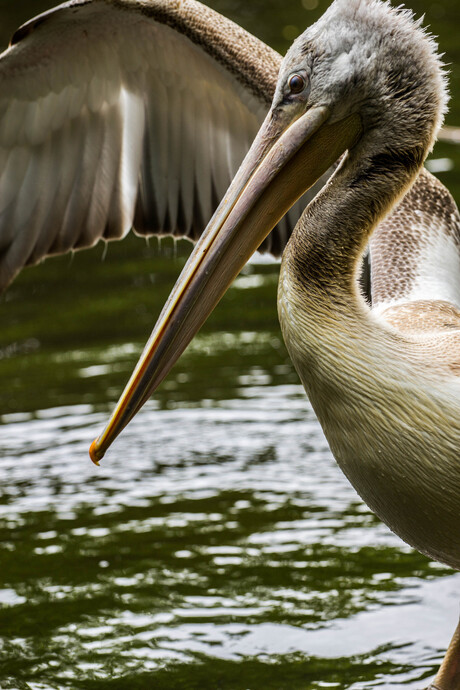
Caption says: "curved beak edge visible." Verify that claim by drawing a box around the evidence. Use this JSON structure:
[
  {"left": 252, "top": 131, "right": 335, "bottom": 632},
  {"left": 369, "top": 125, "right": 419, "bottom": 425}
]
[{"left": 89, "top": 107, "right": 362, "bottom": 464}]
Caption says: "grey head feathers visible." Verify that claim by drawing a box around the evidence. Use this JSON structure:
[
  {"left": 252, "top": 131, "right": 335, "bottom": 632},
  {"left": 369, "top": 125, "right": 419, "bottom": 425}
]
[{"left": 275, "top": 0, "right": 448, "bottom": 161}]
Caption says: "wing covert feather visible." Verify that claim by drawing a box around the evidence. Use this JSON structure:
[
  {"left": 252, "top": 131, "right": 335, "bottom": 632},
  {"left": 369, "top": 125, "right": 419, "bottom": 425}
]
[{"left": 0, "top": 0, "right": 289, "bottom": 292}]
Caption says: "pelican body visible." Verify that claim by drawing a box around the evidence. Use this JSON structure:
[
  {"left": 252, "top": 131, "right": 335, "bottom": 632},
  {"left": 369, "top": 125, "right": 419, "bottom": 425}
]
[{"left": 279, "top": 174, "right": 460, "bottom": 570}]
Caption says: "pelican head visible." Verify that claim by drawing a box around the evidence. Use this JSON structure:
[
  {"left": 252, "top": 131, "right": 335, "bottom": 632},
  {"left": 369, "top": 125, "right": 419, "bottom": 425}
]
[
  {"left": 276, "top": 0, "right": 447, "bottom": 156},
  {"left": 90, "top": 0, "right": 448, "bottom": 462}
]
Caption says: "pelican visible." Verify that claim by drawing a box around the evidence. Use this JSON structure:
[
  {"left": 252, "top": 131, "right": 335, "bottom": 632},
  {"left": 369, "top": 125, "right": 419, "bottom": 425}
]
[
  {"left": 81, "top": 0, "right": 459, "bottom": 687},
  {"left": 1, "top": 0, "right": 460, "bottom": 687}
]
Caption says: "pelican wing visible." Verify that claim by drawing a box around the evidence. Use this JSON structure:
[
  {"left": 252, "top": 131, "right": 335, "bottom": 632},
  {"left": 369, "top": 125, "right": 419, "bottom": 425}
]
[
  {"left": 370, "top": 168, "right": 460, "bottom": 374},
  {"left": 0, "top": 0, "right": 320, "bottom": 292}
]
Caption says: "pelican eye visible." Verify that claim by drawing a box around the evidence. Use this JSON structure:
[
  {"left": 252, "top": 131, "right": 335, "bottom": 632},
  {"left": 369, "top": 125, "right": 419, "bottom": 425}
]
[{"left": 288, "top": 74, "right": 306, "bottom": 94}]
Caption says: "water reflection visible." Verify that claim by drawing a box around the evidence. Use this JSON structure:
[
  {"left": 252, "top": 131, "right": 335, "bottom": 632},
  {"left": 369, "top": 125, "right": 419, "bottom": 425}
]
[{"left": 0, "top": 365, "right": 458, "bottom": 688}]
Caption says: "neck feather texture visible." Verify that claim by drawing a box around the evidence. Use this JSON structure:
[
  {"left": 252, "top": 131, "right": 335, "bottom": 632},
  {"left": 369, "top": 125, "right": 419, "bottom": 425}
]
[{"left": 285, "top": 142, "right": 426, "bottom": 296}]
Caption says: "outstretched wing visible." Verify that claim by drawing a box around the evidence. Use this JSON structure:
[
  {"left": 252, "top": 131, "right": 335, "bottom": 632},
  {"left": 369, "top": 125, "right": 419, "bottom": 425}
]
[{"left": 1, "top": 0, "right": 328, "bottom": 293}]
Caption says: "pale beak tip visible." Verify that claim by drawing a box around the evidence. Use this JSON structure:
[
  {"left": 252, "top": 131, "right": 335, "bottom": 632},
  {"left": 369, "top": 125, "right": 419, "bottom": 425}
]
[{"left": 89, "top": 439, "right": 103, "bottom": 466}]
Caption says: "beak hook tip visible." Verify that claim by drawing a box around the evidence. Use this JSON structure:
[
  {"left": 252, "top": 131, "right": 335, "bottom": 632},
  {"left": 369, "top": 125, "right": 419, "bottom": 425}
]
[{"left": 89, "top": 439, "right": 103, "bottom": 466}]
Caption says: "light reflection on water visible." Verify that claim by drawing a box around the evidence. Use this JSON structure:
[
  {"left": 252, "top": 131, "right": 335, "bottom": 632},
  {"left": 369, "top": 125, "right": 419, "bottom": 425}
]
[{"left": 0, "top": 364, "right": 458, "bottom": 688}]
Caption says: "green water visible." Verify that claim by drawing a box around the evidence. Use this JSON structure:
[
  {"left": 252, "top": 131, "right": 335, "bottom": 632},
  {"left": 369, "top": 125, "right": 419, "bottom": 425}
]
[{"left": 1, "top": 1, "right": 460, "bottom": 688}]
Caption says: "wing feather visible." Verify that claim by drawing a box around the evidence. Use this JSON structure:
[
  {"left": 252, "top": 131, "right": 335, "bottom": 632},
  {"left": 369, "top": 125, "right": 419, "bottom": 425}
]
[
  {"left": 0, "top": 0, "right": 287, "bottom": 292},
  {"left": 2, "top": 0, "right": 444, "bottom": 296}
]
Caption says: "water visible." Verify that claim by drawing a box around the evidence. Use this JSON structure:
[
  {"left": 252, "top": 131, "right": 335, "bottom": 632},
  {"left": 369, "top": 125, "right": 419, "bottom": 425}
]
[{"left": 1, "top": 1, "right": 460, "bottom": 688}]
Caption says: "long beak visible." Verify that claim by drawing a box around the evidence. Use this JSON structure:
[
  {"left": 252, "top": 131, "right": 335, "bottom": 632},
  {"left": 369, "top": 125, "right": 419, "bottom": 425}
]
[{"left": 89, "top": 105, "right": 362, "bottom": 463}]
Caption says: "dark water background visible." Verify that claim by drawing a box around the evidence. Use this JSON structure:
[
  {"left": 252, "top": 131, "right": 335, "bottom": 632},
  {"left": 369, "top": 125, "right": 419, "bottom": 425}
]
[{"left": 1, "top": 1, "right": 460, "bottom": 688}]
